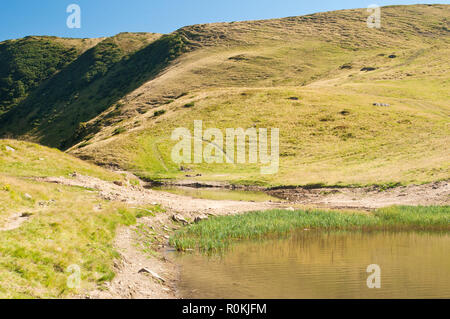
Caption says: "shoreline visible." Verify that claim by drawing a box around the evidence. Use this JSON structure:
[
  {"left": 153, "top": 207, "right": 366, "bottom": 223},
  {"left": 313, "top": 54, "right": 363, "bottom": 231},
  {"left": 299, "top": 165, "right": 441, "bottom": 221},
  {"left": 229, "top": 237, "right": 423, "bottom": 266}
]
[
  {"left": 137, "top": 174, "right": 449, "bottom": 191},
  {"left": 38, "top": 173, "right": 447, "bottom": 299},
  {"left": 170, "top": 206, "right": 450, "bottom": 253},
  {"left": 148, "top": 179, "right": 449, "bottom": 210}
]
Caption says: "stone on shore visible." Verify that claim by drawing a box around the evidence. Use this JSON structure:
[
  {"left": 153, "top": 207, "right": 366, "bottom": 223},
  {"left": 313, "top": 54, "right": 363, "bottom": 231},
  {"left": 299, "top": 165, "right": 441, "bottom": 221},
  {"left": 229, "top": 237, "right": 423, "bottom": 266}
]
[{"left": 172, "top": 214, "right": 189, "bottom": 225}]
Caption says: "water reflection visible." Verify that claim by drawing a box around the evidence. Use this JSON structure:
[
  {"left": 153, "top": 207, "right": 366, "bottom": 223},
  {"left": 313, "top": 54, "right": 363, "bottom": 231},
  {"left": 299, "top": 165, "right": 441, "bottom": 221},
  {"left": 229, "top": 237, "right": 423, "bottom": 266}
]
[
  {"left": 172, "top": 231, "right": 450, "bottom": 298},
  {"left": 152, "top": 186, "right": 283, "bottom": 202}
]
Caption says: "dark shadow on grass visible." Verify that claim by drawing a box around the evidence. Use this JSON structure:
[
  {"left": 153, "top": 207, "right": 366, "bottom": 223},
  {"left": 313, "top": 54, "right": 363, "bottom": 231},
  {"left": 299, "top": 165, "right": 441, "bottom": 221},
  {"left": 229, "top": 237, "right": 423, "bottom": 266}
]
[{"left": 0, "top": 33, "right": 187, "bottom": 149}]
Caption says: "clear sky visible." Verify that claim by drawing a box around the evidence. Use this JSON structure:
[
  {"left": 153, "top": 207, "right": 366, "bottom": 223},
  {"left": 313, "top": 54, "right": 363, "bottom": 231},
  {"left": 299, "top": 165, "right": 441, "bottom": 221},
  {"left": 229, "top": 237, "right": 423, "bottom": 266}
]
[{"left": 0, "top": 1, "right": 448, "bottom": 41}]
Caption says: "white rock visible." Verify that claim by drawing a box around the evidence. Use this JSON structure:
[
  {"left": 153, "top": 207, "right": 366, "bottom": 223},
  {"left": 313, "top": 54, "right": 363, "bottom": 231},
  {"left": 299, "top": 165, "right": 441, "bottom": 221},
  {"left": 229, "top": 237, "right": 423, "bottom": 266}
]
[
  {"left": 5, "top": 146, "right": 15, "bottom": 152},
  {"left": 138, "top": 268, "right": 165, "bottom": 282},
  {"left": 24, "top": 193, "right": 32, "bottom": 200},
  {"left": 172, "top": 214, "right": 189, "bottom": 225},
  {"left": 194, "top": 214, "right": 209, "bottom": 223}
]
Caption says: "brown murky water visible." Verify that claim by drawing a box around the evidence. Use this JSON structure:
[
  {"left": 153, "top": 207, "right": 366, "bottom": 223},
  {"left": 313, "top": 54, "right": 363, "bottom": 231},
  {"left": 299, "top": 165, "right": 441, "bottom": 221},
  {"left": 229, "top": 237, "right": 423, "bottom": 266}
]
[{"left": 172, "top": 231, "right": 450, "bottom": 299}]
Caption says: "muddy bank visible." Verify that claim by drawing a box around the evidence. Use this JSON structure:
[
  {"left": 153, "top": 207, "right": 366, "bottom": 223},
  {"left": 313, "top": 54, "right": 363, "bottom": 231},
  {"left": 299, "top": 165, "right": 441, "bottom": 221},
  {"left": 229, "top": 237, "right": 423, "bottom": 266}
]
[
  {"left": 267, "top": 181, "right": 449, "bottom": 209},
  {"left": 148, "top": 178, "right": 449, "bottom": 210}
]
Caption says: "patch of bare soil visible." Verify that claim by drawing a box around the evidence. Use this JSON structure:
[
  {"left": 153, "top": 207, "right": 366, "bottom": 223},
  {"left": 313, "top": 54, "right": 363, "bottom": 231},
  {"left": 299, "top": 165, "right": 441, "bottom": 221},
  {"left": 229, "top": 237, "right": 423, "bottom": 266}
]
[
  {"left": 268, "top": 181, "right": 449, "bottom": 210},
  {"left": 38, "top": 174, "right": 278, "bottom": 214},
  {"left": 37, "top": 174, "right": 448, "bottom": 299},
  {"left": 0, "top": 212, "right": 33, "bottom": 232}
]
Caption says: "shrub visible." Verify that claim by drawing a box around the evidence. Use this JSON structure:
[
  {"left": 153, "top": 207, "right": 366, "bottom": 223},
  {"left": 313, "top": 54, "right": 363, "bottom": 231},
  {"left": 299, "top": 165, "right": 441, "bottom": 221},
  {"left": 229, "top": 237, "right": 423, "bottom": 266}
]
[
  {"left": 154, "top": 109, "right": 166, "bottom": 117},
  {"left": 112, "top": 127, "right": 126, "bottom": 136}
]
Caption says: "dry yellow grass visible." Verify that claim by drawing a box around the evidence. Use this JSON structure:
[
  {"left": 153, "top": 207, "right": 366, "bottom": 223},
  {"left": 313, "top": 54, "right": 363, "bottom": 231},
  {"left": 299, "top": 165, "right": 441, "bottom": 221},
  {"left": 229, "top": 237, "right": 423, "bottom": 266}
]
[{"left": 66, "top": 5, "right": 449, "bottom": 186}]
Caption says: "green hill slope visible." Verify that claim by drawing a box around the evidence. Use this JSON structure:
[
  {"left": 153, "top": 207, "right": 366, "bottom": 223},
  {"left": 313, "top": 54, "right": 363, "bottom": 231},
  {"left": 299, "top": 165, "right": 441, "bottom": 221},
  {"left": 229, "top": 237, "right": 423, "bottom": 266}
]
[
  {"left": 1, "top": 4, "right": 449, "bottom": 186},
  {"left": 0, "top": 36, "right": 102, "bottom": 115},
  {"left": 0, "top": 140, "right": 128, "bottom": 298},
  {"left": 0, "top": 33, "right": 164, "bottom": 147}
]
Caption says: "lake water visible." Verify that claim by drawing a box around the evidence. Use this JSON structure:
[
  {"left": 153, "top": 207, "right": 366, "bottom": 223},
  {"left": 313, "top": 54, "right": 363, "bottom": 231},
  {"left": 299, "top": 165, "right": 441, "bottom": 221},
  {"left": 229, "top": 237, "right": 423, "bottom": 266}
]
[
  {"left": 172, "top": 230, "right": 450, "bottom": 298},
  {"left": 152, "top": 185, "right": 283, "bottom": 202}
]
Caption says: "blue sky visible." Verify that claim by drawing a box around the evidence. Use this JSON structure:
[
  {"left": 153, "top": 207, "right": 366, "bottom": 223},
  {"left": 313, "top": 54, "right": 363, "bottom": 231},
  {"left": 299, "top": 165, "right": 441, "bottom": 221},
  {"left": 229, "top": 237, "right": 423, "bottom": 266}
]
[{"left": 0, "top": 1, "right": 448, "bottom": 41}]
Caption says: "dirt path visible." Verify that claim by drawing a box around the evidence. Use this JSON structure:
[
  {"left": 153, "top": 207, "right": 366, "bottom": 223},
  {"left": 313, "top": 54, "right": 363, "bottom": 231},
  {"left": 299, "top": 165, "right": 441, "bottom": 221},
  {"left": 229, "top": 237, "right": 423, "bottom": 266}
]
[
  {"left": 38, "top": 174, "right": 281, "bottom": 299},
  {"left": 36, "top": 174, "right": 448, "bottom": 299},
  {"left": 38, "top": 174, "right": 279, "bottom": 214}
]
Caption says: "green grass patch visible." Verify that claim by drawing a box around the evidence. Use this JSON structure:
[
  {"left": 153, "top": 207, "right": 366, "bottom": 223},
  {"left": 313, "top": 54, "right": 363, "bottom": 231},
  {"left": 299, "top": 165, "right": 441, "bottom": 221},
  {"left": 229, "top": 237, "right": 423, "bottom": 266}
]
[
  {"left": 183, "top": 102, "right": 195, "bottom": 108},
  {"left": 0, "top": 140, "right": 164, "bottom": 298},
  {"left": 170, "top": 206, "right": 450, "bottom": 253},
  {"left": 112, "top": 127, "right": 126, "bottom": 136},
  {"left": 153, "top": 109, "right": 166, "bottom": 117},
  {"left": 0, "top": 140, "right": 121, "bottom": 181},
  {"left": 0, "top": 178, "right": 162, "bottom": 298}
]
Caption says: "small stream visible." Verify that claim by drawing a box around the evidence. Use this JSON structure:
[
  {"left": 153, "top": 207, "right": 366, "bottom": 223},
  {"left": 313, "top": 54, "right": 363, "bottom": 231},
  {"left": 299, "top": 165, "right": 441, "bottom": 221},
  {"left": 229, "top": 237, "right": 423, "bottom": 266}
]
[{"left": 170, "top": 230, "right": 450, "bottom": 299}]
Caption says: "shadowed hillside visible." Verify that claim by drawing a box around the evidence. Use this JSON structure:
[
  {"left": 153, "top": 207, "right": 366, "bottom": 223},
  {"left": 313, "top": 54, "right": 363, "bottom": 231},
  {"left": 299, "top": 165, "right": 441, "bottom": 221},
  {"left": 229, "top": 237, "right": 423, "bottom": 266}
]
[
  {"left": 0, "top": 33, "right": 168, "bottom": 147},
  {"left": 0, "top": 36, "right": 103, "bottom": 115}
]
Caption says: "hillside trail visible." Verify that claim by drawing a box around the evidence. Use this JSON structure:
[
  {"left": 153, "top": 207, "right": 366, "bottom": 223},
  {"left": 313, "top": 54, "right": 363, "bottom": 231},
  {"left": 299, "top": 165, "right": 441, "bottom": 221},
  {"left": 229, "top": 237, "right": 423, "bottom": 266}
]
[
  {"left": 34, "top": 173, "right": 449, "bottom": 299},
  {"left": 36, "top": 173, "right": 282, "bottom": 299}
]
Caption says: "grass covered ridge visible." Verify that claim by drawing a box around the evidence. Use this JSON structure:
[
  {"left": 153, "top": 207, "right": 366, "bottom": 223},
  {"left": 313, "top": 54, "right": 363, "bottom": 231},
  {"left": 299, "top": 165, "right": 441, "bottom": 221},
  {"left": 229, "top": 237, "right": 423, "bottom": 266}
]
[
  {"left": 100, "top": 80, "right": 449, "bottom": 187},
  {"left": 69, "top": 5, "right": 450, "bottom": 187},
  {"left": 170, "top": 206, "right": 450, "bottom": 252}
]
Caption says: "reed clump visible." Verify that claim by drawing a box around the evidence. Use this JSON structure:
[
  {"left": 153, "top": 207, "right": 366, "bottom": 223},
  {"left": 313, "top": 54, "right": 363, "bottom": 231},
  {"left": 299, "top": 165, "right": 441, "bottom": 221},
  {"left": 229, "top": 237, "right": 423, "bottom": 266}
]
[{"left": 170, "top": 206, "right": 450, "bottom": 253}]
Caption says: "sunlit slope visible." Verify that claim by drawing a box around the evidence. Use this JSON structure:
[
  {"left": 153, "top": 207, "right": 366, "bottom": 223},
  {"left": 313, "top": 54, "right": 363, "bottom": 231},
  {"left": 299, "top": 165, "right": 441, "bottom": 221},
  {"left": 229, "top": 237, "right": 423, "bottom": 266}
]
[
  {"left": 0, "top": 139, "right": 122, "bottom": 180},
  {"left": 0, "top": 140, "right": 140, "bottom": 298},
  {"left": 69, "top": 5, "right": 449, "bottom": 186},
  {"left": 71, "top": 79, "right": 449, "bottom": 186},
  {"left": 0, "top": 138, "right": 121, "bottom": 235},
  {"left": 0, "top": 5, "right": 447, "bottom": 186}
]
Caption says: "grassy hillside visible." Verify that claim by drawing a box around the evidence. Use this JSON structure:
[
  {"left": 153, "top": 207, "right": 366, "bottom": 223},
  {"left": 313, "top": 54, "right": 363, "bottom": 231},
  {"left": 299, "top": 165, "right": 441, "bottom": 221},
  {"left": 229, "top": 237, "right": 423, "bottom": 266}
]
[
  {"left": 0, "top": 4, "right": 449, "bottom": 186},
  {"left": 0, "top": 36, "right": 102, "bottom": 115},
  {"left": 0, "top": 139, "right": 121, "bottom": 180},
  {"left": 0, "top": 4, "right": 448, "bottom": 299},
  {"left": 68, "top": 4, "right": 449, "bottom": 187},
  {"left": 0, "top": 140, "right": 159, "bottom": 298},
  {"left": 0, "top": 33, "right": 164, "bottom": 148}
]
